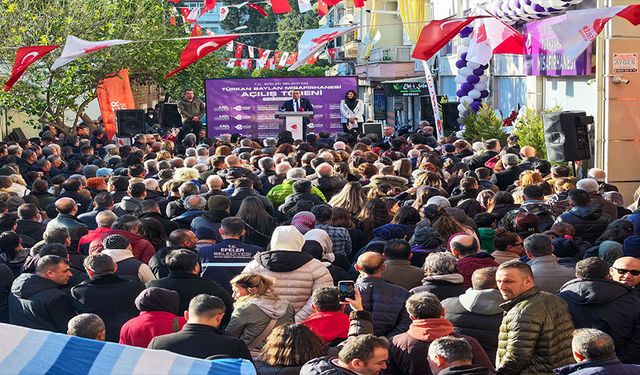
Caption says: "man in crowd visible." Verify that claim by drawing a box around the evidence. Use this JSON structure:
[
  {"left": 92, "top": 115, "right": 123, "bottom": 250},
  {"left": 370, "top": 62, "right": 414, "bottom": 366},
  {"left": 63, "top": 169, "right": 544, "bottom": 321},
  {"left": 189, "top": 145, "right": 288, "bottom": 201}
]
[
  {"left": 449, "top": 234, "right": 497, "bottom": 287},
  {"left": 300, "top": 334, "right": 389, "bottom": 375},
  {"left": 524, "top": 233, "right": 575, "bottom": 292},
  {"left": 46, "top": 197, "right": 88, "bottom": 250},
  {"left": 67, "top": 313, "right": 106, "bottom": 341},
  {"left": 381, "top": 239, "right": 424, "bottom": 290},
  {"left": 148, "top": 294, "right": 251, "bottom": 360},
  {"left": 15, "top": 203, "right": 46, "bottom": 243},
  {"left": 177, "top": 88, "right": 205, "bottom": 143},
  {"left": 495, "top": 260, "right": 575, "bottom": 374},
  {"left": 555, "top": 189, "right": 613, "bottom": 243},
  {"left": 427, "top": 336, "right": 492, "bottom": 375}
]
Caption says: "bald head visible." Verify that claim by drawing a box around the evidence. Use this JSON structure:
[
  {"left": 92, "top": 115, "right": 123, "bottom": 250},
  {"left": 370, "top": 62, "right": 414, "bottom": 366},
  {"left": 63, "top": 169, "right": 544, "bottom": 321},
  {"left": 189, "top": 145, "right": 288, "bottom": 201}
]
[
  {"left": 610, "top": 257, "right": 640, "bottom": 287},
  {"left": 356, "top": 251, "right": 386, "bottom": 276},
  {"left": 55, "top": 198, "right": 77, "bottom": 215},
  {"left": 449, "top": 234, "right": 479, "bottom": 258},
  {"left": 520, "top": 146, "right": 536, "bottom": 158},
  {"left": 316, "top": 163, "right": 334, "bottom": 177},
  {"left": 206, "top": 175, "right": 223, "bottom": 190}
]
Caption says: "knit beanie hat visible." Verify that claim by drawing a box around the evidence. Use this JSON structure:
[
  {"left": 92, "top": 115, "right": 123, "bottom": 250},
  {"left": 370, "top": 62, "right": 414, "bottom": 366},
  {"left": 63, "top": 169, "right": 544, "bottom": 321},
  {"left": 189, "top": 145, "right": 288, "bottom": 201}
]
[
  {"left": 103, "top": 234, "right": 130, "bottom": 250},
  {"left": 552, "top": 238, "right": 579, "bottom": 258},
  {"left": 291, "top": 211, "right": 316, "bottom": 234},
  {"left": 623, "top": 235, "right": 640, "bottom": 258},
  {"left": 372, "top": 224, "right": 407, "bottom": 241},
  {"left": 207, "top": 195, "right": 230, "bottom": 212},
  {"left": 270, "top": 226, "right": 305, "bottom": 252}
]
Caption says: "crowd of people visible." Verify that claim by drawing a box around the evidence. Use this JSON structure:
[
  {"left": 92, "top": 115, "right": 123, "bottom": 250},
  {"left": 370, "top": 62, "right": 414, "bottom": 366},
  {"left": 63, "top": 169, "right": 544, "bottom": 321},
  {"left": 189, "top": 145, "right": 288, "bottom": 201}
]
[{"left": 1, "top": 117, "right": 640, "bottom": 375}]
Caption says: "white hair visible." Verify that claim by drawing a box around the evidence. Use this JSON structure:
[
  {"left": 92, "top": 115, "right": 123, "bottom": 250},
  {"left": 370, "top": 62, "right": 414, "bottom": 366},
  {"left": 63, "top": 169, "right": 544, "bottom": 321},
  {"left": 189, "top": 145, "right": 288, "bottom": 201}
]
[
  {"left": 577, "top": 178, "right": 599, "bottom": 193},
  {"left": 184, "top": 156, "right": 197, "bottom": 167},
  {"left": 143, "top": 178, "right": 159, "bottom": 191},
  {"left": 276, "top": 162, "right": 292, "bottom": 175},
  {"left": 287, "top": 167, "right": 306, "bottom": 180},
  {"left": 206, "top": 175, "right": 223, "bottom": 188},
  {"left": 333, "top": 141, "right": 346, "bottom": 151},
  {"left": 185, "top": 148, "right": 197, "bottom": 157}
]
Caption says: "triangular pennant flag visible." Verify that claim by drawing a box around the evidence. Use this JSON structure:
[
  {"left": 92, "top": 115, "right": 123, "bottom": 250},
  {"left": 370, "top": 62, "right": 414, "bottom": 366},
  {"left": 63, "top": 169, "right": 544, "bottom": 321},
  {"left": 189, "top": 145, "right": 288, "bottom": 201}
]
[
  {"left": 258, "top": 49, "right": 271, "bottom": 67},
  {"left": 286, "top": 52, "right": 298, "bottom": 66},
  {"left": 288, "top": 26, "right": 357, "bottom": 70},
  {"left": 353, "top": 0, "right": 365, "bottom": 8},
  {"left": 266, "top": 57, "right": 273, "bottom": 69},
  {"left": 248, "top": 46, "right": 255, "bottom": 58},
  {"left": 226, "top": 41, "right": 234, "bottom": 52},
  {"left": 240, "top": 59, "right": 250, "bottom": 70},
  {"left": 247, "top": 3, "right": 268, "bottom": 16},
  {"left": 192, "top": 24, "right": 203, "bottom": 36},
  {"left": 227, "top": 58, "right": 236, "bottom": 68},
  {"left": 219, "top": 6, "right": 230, "bottom": 21},
  {"left": 307, "top": 51, "right": 320, "bottom": 65},
  {"left": 411, "top": 17, "right": 478, "bottom": 61},
  {"left": 4, "top": 45, "right": 59, "bottom": 92},
  {"left": 52, "top": 36, "right": 131, "bottom": 70},
  {"left": 235, "top": 59, "right": 242, "bottom": 67},
  {"left": 617, "top": 4, "right": 640, "bottom": 25},
  {"left": 318, "top": 0, "right": 328, "bottom": 16},
  {"left": 278, "top": 52, "right": 290, "bottom": 67},
  {"left": 180, "top": 7, "right": 199, "bottom": 23},
  {"left": 235, "top": 43, "right": 244, "bottom": 58},
  {"left": 270, "top": 0, "right": 292, "bottom": 14},
  {"left": 272, "top": 50, "right": 282, "bottom": 64},
  {"left": 467, "top": 16, "right": 524, "bottom": 65},
  {"left": 201, "top": 0, "right": 217, "bottom": 16},
  {"left": 258, "top": 48, "right": 264, "bottom": 56},
  {"left": 165, "top": 28, "right": 238, "bottom": 78},
  {"left": 298, "top": 0, "right": 312, "bottom": 13},
  {"left": 327, "top": 48, "right": 337, "bottom": 62}
]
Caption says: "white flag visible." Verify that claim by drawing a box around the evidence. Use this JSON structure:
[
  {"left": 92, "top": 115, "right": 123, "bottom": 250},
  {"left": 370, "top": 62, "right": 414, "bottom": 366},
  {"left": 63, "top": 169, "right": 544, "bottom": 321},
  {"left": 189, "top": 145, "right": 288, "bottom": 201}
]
[
  {"left": 219, "top": 6, "right": 230, "bottom": 21},
  {"left": 258, "top": 49, "right": 271, "bottom": 68},
  {"left": 248, "top": 46, "right": 255, "bottom": 58},
  {"left": 226, "top": 41, "right": 234, "bottom": 52},
  {"left": 288, "top": 26, "right": 357, "bottom": 71},
  {"left": 549, "top": 6, "right": 626, "bottom": 62},
  {"left": 227, "top": 58, "right": 236, "bottom": 68},
  {"left": 52, "top": 35, "right": 131, "bottom": 70},
  {"left": 298, "top": 0, "right": 312, "bottom": 13},
  {"left": 466, "top": 16, "right": 524, "bottom": 65}
]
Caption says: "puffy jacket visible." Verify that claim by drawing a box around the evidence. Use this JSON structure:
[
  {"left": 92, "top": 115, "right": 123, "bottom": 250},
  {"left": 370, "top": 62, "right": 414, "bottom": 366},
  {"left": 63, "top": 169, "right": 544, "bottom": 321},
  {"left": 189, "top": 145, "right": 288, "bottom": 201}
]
[
  {"left": 8, "top": 273, "right": 77, "bottom": 333},
  {"left": 356, "top": 277, "right": 411, "bottom": 338},
  {"left": 88, "top": 229, "right": 156, "bottom": 264},
  {"left": 442, "top": 288, "right": 504, "bottom": 360},
  {"left": 226, "top": 297, "right": 295, "bottom": 348},
  {"left": 46, "top": 214, "right": 89, "bottom": 247},
  {"left": 300, "top": 357, "right": 358, "bottom": 375},
  {"left": 558, "top": 278, "right": 640, "bottom": 364},
  {"left": 499, "top": 201, "right": 556, "bottom": 232},
  {"left": 497, "top": 287, "right": 575, "bottom": 375},
  {"left": 527, "top": 255, "right": 575, "bottom": 293},
  {"left": 120, "top": 310, "right": 186, "bottom": 348},
  {"left": 113, "top": 196, "right": 143, "bottom": 217},
  {"left": 555, "top": 206, "right": 613, "bottom": 243},
  {"left": 242, "top": 250, "right": 333, "bottom": 322},
  {"left": 387, "top": 318, "right": 494, "bottom": 375},
  {"left": 312, "top": 175, "right": 347, "bottom": 201},
  {"left": 217, "top": 166, "right": 264, "bottom": 194},
  {"left": 267, "top": 179, "right": 326, "bottom": 207}
]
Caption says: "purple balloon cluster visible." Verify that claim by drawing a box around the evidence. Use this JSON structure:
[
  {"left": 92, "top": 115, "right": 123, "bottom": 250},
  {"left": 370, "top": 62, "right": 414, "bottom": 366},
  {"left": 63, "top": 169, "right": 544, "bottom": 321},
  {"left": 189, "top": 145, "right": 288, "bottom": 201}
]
[
  {"left": 488, "top": 0, "right": 584, "bottom": 23},
  {"left": 455, "top": 26, "right": 490, "bottom": 114}
]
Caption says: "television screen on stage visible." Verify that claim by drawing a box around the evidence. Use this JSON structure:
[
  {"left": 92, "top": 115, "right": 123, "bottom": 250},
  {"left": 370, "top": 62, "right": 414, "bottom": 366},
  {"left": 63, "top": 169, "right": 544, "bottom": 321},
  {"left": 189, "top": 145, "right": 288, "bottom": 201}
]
[{"left": 204, "top": 76, "right": 358, "bottom": 138}]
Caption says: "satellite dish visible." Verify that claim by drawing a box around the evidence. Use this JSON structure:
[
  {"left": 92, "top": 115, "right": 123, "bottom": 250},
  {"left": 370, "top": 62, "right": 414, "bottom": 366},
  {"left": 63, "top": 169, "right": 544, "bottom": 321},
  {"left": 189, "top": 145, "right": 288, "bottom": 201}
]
[{"left": 338, "top": 14, "right": 354, "bottom": 25}]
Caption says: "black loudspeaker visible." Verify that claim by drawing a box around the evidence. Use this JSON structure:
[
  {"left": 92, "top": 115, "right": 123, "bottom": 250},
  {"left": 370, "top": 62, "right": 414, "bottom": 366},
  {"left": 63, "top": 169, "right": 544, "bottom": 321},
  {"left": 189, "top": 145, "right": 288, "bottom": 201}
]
[
  {"left": 159, "top": 103, "right": 182, "bottom": 129},
  {"left": 363, "top": 122, "right": 383, "bottom": 140},
  {"left": 542, "top": 111, "right": 593, "bottom": 162},
  {"left": 441, "top": 102, "right": 460, "bottom": 135},
  {"left": 116, "top": 109, "right": 145, "bottom": 137},
  {"left": 6, "top": 128, "right": 26, "bottom": 142}
]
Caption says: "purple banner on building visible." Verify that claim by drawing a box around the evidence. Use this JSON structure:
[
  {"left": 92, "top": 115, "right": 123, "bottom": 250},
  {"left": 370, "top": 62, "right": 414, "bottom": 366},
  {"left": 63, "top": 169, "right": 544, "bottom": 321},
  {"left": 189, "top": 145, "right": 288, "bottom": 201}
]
[
  {"left": 205, "top": 76, "right": 358, "bottom": 138},
  {"left": 524, "top": 17, "right": 593, "bottom": 76}
]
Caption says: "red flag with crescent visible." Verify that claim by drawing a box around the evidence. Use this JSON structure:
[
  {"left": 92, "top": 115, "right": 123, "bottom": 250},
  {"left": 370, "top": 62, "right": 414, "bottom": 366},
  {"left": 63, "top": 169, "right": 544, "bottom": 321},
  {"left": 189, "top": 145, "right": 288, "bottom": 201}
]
[
  {"left": 4, "top": 46, "right": 59, "bottom": 92},
  {"left": 412, "top": 17, "right": 478, "bottom": 60},
  {"left": 165, "top": 29, "right": 238, "bottom": 78},
  {"left": 270, "top": 0, "right": 291, "bottom": 14},
  {"left": 201, "top": 0, "right": 216, "bottom": 16},
  {"left": 247, "top": 3, "right": 268, "bottom": 16}
]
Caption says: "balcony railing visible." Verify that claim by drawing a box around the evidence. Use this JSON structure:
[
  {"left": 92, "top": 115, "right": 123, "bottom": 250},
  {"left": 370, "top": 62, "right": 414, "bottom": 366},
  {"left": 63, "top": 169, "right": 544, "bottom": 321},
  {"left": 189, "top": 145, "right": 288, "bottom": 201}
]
[{"left": 368, "top": 46, "right": 413, "bottom": 63}]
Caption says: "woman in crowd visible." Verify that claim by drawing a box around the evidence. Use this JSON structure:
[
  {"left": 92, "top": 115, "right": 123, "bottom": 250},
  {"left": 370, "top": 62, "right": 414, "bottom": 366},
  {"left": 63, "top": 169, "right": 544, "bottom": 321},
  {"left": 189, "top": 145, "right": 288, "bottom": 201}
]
[
  {"left": 236, "top": 197, "right": 277, "bottom": 248},
  {"left": 328, "top": 181, "right": 366, "bottom": 219},
  {"left": 253, "top": 324, "right": 326, "bottom": 374},
  {"left": 339, "top": 90, "right": 364, "bottom": 136}
]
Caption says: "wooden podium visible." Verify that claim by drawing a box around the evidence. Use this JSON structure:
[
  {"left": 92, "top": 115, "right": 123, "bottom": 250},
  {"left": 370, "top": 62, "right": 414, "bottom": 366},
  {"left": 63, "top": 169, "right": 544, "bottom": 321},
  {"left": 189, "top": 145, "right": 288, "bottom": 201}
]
[{"left": 275, "top": 111, "right": 314, "bottom": 140}]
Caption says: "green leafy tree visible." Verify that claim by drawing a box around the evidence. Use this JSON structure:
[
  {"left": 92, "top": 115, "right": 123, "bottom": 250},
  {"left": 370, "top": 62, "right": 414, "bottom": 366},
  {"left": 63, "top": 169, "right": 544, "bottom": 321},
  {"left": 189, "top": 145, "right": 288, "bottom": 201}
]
[
  {"left": 514, "top": 108, "right": 546, "bottom": 159},
  {"left": 276, "top": 10, "right": 319, "bottom": 52},
  {"left": 460, "top": 103, "right": 508, "bottom": 144},
  {"left": 0, "top": 0, "right": 228, "bottom": 133},
  {"left": 220, "top": 0, "right": 280, "bottom": 51}
]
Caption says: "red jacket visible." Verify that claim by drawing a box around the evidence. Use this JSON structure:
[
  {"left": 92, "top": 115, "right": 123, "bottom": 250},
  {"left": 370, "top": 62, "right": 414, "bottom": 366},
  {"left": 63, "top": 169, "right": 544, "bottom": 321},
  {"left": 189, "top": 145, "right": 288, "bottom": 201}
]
[
  {"left": 302, "top": 311, "right": 350, "bottom": 344},
  {"left": 457, "top": 253, "right": 499, "bottom": 287},
  {"left": 89, "top": 229, "right": 156, "bottom": 264},
  {"left": 78, "top": 227, "right": 111, "bottom": 254},
  {"left": 119, "top": 311, "right": 186, "bottom": 348}
]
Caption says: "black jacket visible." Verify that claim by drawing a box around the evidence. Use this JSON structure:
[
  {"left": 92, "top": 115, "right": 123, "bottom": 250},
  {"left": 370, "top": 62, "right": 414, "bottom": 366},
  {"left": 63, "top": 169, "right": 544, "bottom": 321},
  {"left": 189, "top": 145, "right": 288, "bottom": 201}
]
[
  {"left": 254, "top": 363, "right": 302, "bottom": 375},
  {"left": 312, "top": 175, "right": 347, "bottom": 201},
  {"left": 228, "top": 187, "right": 274, "bottom": 216},
  {"left": 138, "top": 211, "right": 178, "bottom": 235},
  {"left": 441, "top": 289, "right": 504, "bottom": 360},
  {"left": 555, "top": 205, "right": 613, "bottom": 243},
  {"left": 71, "top": 273, "right": 145, "bottom": 342},
  {"left": 9, "top": 273, "right": 76, "bottom": 333},
  {"left": 411, "top": 279, "right": 467, "bottom": 302},
  {"left": 558, "top": 278, "right": 640, "bottom": 364},
  {"left": 218, "top": 167, "right": 264, "bottom": 194},
  {"left": 439, "top": 365, "right": 492, "bottom": 375},
  {"left": 464, "top": 151, "right": 498, "bottom": 171},
  {"left": 356, "top": 277, "right": 411, "bottom": 338},
  {"left": 555, "top": 356, "right": 640, "bottom": 375},
  {"left": 300, "top": 357, "right": 358, "bottom": 375},
  {"left": 148, "top": 323, "right": 251, "bottom": 360},
  {"left": 15, "top": 219, "right": 46, "bottom": 243},
  {"left": 147, "top": 272, "right": 234, "bottom": 326},
  {"left": 0, "top": 263, "right": 14, "bottom": 323},
  {"left": 490, "top": 166, "right": 522, "bottom": 191}
]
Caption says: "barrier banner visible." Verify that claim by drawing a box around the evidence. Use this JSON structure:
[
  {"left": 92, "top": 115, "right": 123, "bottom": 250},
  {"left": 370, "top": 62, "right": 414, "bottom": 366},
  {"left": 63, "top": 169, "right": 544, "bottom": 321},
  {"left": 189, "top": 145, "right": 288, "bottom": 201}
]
[{"left": 205, "top": 76, "right": 358, "bottom": 138}]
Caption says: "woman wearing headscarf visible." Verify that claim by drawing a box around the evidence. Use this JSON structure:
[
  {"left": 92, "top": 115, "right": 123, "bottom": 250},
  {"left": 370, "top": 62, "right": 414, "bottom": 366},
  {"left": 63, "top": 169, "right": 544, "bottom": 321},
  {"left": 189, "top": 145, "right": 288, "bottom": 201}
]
[
  {"left": 409, "top": 224, "right": 444, "bottom": 268},
  {"left": 119, "top": 287, "right": 186, "bottom": 348}
]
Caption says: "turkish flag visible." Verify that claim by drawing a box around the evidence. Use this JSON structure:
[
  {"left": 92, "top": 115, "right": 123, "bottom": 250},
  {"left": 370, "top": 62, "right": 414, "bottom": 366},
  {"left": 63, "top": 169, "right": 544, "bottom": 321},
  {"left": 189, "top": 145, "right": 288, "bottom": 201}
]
[
  {"left": 201, "top": 0, "right": 216, "bottom": 16},
  {"left": 412, "top": 17, "right": 478, "bottom": 61},
  {"left": 618, "top": 4, "right": 640, "bottom": 25},
  {"left": 307, "top": 52, "right": 320, "bottom": 65},
  {"left": 165, "top": 28, "right": 238, "bottom": 78},
  {"left": 4, "top": 46, "right": 59, "bottom": 92},
  {"left": 235, "top": 43, "right": 244, "bottom": 58},
  {"left": 272, "top": 50, "right": 282, "bottom": 64},
  {"left": 318, "top": 0, "right": 328, "bottom": 16},
  {"left": 247, "top": 3, "right": 268, "bottom": 17},
  {"left": 192, "top": 24, "right": 203, "bottom": 36},
  {"left": 353, "top": 0, "right": 365, "bottom": 8},
  {"left": 324, "top": 0, "right": 342, "bottom": 6},
  {"left": 286, "top": 52, "right": 298, "bottom": 66},
  {"left": 270, "top": 0, "right": 291, "bottom": 14}
]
